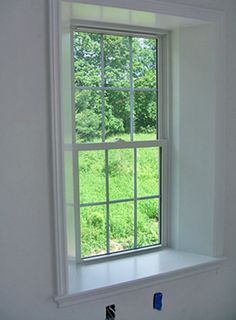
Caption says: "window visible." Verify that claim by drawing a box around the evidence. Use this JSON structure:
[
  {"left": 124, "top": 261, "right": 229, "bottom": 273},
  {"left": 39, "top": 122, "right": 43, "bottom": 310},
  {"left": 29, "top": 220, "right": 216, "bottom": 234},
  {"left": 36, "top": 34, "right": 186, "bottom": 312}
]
[
  {"left": 69, "top": 27, "right": 167, "bottom": 261},
  {"left": 51, "top": 0, "right": 224, "bottom": 305}
]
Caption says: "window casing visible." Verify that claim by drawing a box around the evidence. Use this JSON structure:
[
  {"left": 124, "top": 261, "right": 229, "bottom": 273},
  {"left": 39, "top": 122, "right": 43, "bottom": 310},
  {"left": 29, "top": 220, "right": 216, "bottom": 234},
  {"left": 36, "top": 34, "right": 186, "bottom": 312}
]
[{"left": 66, "top": 26, "right": 168, "bottom": 263}]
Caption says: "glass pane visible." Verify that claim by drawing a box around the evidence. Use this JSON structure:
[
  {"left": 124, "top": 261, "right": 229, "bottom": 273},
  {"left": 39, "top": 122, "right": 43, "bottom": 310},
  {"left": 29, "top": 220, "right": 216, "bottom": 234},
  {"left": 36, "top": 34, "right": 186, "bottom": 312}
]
[
  {"left": 132, "top": 37, "right": 157, "bottom": 89},
  {"left": 110, "top": 202, "right": 134, "bottom": 252},
  {"left": 75, "top": 90, "right": 102, "bottom": 143},
  {"left": 134, "top": 91, "right": 157, "bottom": 141},
  {"left": 79, "top": 150, "right": 106, "bottom": 204},
  {"left": 74, "top": 32, "right": 101, "bottom": 87},
  {"left": 104, "top": 35, "right": 130, "bottom": 88},
  {"left": 137, "top": 147, "right": 160, "bottom": 197},
  {"left": 104, "top": 90, "right": 130, "bottom": 142},
  {"left": 81, "top": 205, "right": 106, "bottom": 257},
  {"left": 109, "top": 149, "right": 134, "bottom": 200},
  {"left": 137, "top": 198, "right": 160, "bottom": 247},
  {"left": 67, "top": 206, "right": 75, "bottom": 257}
]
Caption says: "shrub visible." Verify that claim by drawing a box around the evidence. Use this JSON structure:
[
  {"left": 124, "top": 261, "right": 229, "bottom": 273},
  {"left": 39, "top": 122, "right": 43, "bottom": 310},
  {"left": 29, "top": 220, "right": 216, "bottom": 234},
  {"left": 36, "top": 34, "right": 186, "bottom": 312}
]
[
  {"left": 88, "top": 211, "right": 105, "bottom": 228},
  {"left": 76, "top": 109, "right": 101, "bottom": 142},
  {"left": 105, "top": 108, "right": 124, "bottom": 137}
]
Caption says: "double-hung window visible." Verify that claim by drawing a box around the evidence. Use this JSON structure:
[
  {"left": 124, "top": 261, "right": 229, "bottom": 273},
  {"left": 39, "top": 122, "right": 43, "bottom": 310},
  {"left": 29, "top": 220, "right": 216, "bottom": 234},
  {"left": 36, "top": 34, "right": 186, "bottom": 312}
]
[{"left": 70, "top": 27, "right": 166, "bottom": 262}]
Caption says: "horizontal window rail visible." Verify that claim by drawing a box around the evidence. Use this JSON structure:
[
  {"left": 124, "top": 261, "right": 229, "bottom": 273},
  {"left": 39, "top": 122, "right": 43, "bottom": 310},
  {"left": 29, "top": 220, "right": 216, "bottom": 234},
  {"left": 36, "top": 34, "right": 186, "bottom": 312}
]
[
  {"left": 64, "top": 139, "right": 167, "bottom": 151},
  {"left": 82, "top": 243, "right": 163, "bottom": 262},
  {"left": 81, "top": 197, "right": 160, "bottom": 208},
  {"left": 72, "top": 24, "right": 164, "bottom": 39},
  {"left": 75, "top": 86, "right": 158, "bottom": 92},
  {"left": 67, "top": 194, "right": 160, "bottom": 208}
]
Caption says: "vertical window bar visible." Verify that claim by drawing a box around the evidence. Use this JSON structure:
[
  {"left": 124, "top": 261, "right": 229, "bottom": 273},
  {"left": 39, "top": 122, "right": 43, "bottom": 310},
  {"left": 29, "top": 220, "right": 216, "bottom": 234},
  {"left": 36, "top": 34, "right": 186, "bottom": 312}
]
[
  {"left": 159, "top": 147, "right": 162, "bottom": 245},
  {"left": 156, "top": 38, "right": 161, "bottom": 140},
  {"left": 101, "top": 34, "right": 105, "bottom": 142},
  {"left": 75, "top": 151, "right": 81, "bottom": 261},
  {"left": 105, "top": 150, "right": 110, "bottom": 253},
  {"left": 130, "top": 37, "right": 137, "bottom": 248},
  {"left": 129, "top": 36, "right": 134, "bottom": 142},
  {"left": 134, "top": 147, "right": 138, "bottom": 248},
  {"left": 101, "top": 34, "right": 110, "bottom": 253}
]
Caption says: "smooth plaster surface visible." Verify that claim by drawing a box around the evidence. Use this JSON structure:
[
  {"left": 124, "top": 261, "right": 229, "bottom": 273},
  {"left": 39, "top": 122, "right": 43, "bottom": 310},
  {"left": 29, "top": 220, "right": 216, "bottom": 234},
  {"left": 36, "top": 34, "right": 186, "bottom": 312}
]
[{"left": 0, "top": 0, "right": 236, "bottom": 319}]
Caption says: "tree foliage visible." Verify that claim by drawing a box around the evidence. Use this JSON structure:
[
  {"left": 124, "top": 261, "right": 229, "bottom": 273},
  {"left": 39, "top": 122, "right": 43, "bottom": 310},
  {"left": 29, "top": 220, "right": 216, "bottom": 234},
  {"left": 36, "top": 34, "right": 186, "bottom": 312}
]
[{"left": 74, "top": 32, "right": 157, "bottom": 142}]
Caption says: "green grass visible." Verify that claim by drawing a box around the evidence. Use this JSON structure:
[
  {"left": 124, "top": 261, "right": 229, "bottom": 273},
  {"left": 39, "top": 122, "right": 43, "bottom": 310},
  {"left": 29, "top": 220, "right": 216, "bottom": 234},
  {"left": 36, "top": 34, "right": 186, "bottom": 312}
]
[{"left": 66, "top": 133, "right": 161, "bottom": 257}]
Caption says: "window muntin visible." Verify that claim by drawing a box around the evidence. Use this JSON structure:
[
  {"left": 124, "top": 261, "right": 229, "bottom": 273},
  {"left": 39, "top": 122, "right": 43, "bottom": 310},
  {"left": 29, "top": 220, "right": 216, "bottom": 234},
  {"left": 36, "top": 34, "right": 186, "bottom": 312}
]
[{"left": 71, "top": 28, "right": 163, "bottom": 261}]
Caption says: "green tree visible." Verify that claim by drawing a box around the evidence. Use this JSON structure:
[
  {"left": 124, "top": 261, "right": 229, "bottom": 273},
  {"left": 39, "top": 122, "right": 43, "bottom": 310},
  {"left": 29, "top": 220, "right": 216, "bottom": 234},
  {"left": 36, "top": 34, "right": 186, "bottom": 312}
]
[{"left": 73, "top": 32, "right": 157, "bottom": 141}]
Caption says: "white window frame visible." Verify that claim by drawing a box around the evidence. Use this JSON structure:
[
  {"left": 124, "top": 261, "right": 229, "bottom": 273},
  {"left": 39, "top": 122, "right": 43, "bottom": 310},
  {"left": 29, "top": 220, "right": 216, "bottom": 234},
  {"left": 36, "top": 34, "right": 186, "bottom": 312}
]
[
  {"left": 70, "top": 25, "right": 168, "bottom": 263},
  {"left": 50, "top": 0, "right": 225, "bottom": 306}
]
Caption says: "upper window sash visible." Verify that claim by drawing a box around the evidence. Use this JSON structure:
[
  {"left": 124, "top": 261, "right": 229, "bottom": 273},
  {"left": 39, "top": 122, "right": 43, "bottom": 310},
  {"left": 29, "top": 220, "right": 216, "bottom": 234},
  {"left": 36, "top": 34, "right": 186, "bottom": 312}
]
[{"left": 71, "top": 27, "right": 164, "bottom": 144}]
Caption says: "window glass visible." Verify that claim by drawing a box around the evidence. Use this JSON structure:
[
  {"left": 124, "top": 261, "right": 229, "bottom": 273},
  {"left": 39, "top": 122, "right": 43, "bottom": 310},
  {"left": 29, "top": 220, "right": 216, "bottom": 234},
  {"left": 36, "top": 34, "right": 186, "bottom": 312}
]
[
  {"left": 137, "top": 198, "right": 160, "bottom": 247},
  {"left": 104, "top": 35, "right": 130, "bottom": 88},
  {"left": 134, "top": 91, "right": 157, "bottom": 141},
  {"left": 104, "top": 90, "right": 130, "bottom": 142},
  {"left": 81, "top": 205, "right": 107, "bottom": 258},
  {"left": 72, "top": 30, "right": 161, "bottom": 260},
  {"left": 137, "top": 147, "right": 160, "bottom": 197},
  {"left": 79, "top": 150, "right": 106, "bottom": 204},
  {"left": 132, "top": 37, "right": 157, "bottom": 89},
  {"left": 109, "top": 149, "right": 134, "bottom": 200},
  {"left": 75, "top": 90, "right": 102, "bottom": 143},
  {"left": 110, "top": 202, "right": 134, "bottom": 252},
  {"left": 74, "top": 32, "right": 101, "bottom": 87}
]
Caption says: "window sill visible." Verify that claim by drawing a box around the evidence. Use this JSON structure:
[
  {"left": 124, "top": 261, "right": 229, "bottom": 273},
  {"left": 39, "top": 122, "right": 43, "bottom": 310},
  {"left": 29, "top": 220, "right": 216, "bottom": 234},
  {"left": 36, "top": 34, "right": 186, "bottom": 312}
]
[{"left": 54, "top": 249, "right": 225, "bottom": 307}]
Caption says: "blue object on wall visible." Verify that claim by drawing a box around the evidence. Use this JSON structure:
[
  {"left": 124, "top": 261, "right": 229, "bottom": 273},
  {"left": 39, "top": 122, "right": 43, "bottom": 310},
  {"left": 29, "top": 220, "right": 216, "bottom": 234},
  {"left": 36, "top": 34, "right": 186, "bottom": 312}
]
[{"left": 153, "top": 292, "right": 163, "bottom": 311}]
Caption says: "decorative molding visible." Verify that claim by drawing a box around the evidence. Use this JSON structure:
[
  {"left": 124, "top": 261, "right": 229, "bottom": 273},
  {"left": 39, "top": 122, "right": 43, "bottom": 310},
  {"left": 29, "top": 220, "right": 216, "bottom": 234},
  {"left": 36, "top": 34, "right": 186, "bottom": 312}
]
[
  {"left": 49, "top": 0, "right": 69, "bottom": 297},
  {"left": 62, "top": 0, "right": 224, "bottom": 23}
]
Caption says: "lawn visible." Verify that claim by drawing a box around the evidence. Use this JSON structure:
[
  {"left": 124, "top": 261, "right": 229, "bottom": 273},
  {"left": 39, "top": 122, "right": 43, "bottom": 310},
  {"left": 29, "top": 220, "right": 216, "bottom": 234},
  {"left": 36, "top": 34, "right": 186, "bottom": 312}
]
[{"left": 66, "top": 133, "right": 161, "bottom": 258}]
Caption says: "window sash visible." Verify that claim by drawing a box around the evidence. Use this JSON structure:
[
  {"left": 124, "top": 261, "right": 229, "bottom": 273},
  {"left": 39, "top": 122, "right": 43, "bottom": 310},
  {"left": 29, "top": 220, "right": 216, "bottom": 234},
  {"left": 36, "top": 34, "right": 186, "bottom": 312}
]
[
  {"left": 73, "top": 29, "right": 159, "bottom": 143},
  {"left": 75, "top": 144, "right": 163, "bottom": 261},
  {"left": 71, "top": 27, "right": 165, "bottom": 263}
]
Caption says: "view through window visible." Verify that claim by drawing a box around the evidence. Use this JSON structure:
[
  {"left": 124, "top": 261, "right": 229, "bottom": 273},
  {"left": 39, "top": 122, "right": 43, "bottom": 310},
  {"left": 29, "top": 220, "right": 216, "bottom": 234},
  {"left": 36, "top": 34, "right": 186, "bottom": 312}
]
[{"left": 72, "top": 29, "right": 162, "bottom": 259}]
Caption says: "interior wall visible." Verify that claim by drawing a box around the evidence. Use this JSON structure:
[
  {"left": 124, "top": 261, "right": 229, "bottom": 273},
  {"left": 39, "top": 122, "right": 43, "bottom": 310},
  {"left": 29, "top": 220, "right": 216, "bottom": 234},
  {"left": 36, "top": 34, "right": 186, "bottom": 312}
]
[{"left": 0, "top": 0, "right": 236, "bottom": 320}]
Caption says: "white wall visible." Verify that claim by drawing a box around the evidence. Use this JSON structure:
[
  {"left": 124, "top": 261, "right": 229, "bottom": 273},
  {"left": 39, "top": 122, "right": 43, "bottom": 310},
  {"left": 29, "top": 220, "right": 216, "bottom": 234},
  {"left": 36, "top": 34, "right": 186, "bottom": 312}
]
[{"left": 0, "top": 1, "right": 236, "bottom": 320}]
